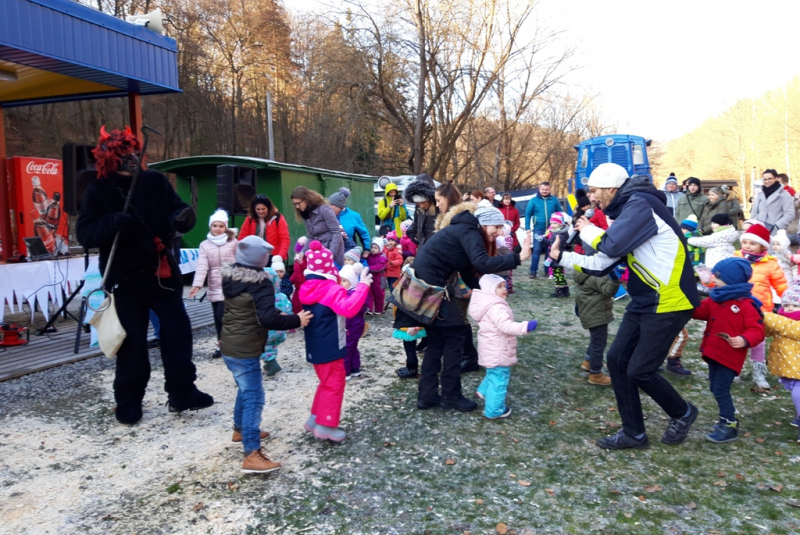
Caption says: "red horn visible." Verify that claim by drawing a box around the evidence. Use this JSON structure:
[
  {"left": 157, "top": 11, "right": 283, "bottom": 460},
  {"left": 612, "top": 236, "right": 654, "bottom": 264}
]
[
  {"left": 99, "top": 125, "right": 110, "bottom": 141},
  {"left": 123, "top": 126, "right": 133, "bottom": 137}
]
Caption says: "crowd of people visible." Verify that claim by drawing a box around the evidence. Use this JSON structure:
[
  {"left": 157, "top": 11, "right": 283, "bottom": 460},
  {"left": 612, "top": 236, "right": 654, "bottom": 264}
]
[{"left": 76, "top": 127, "right": 800, "bottom": 475}]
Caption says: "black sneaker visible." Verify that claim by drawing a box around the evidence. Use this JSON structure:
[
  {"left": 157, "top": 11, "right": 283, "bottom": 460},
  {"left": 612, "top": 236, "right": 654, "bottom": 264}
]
[
  {"left": 661, "top": 402, "right": 699, "bottom": 445},
  {"left": 529, "top": 273, "right": 537, "bottom": 280},
  {"left": 440, "top": 396, "right": 477, "bottom": 412},
  {"left": 212, "top": 349, "right": 221, "bottom": 359},
  {"left": 416, "top": 398, "right": 441, "bottom": 410},
  {"left": 666, "top": 358, "right": 692, "bottom": 375},
  {"left": 459, "top": 357, "right": 480, "bottom": 373},
  {"left": 595, "top": 430, "right": 650, "bottom": 450},
  {"left": 396, "top": 367, "right": 419, "bottom": 379}
]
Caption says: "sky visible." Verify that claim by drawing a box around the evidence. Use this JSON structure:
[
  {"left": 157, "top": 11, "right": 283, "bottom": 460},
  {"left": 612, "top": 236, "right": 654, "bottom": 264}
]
[{"left": 288, "top": 0, "right": 800, "bottom": 143}]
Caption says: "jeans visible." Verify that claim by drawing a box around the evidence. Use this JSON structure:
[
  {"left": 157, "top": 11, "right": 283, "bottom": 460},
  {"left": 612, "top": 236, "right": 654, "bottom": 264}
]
[
  {"left": 477, "top": 366, "right": 511, "bottom": 418},
  {"left": 222, "top": 355, "right": 264, "bottom": 453},
  {"left": 607, "top": 309, "right": 694, "bottom": 436},
  {"left": 418, "top": 324, "right": 467, "bottom": 403},
  {"left": 587, "top": 324, "right": 608, "bottom": 373},
  {"left": 149, "top": 310, "right": 160, "bottom": 340},
  {"left": 707, "top": 359, "right": 737, "bottom": 421},
  {"left": 529, "top": 233, "right": 546, "bottom": 275}
]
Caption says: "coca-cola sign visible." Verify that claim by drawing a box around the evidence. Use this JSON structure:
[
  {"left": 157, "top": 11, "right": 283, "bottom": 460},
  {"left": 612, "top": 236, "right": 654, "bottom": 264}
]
[{"left": 26, "top": 161, "right": 60, "bottom": 175}]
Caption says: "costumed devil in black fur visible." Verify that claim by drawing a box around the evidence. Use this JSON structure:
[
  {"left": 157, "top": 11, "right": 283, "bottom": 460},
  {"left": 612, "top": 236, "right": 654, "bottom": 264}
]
[{"left": 77, "top": 126, "right": 213, "bottom": 425}]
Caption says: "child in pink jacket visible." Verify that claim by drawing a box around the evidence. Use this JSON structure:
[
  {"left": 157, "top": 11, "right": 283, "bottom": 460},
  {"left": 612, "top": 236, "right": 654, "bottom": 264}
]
[
  {"left": 299, "top": 241, "right": 373, "bottom": 442},
  {"left": 468, "top": 274, "right": 537, "bottom": 419}
]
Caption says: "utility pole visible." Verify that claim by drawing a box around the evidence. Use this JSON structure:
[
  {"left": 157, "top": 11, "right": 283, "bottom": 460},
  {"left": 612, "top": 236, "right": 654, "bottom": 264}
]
[{"left": 266, "top": 90, "right": 275, "bottom": 161}]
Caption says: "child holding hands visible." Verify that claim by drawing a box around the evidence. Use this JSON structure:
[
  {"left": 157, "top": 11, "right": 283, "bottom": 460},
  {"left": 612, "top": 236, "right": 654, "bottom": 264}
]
[
  {"left": 468, "top": 274, "right": 537, "bottom": 419},
  {"left": 765, "top": 283, "right": 800, "bottom": 444},
  {"left": 691, "top": 258, "right": 765, "bottom": 443}
]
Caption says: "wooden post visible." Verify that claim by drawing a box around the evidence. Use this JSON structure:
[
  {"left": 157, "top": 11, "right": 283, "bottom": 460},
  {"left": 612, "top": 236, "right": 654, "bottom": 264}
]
[
  {"left": 0, "top": 104, "right": 12, "bottom": 262},
  {"left": 128, "top": 92, "right": 143, "bottom": 142}
]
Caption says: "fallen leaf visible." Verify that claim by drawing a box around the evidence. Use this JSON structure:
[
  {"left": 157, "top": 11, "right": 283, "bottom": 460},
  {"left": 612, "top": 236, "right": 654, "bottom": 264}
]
[
  {"left": 638, "top": 495, "right": 646, "bottom": 502},
  {"left": 735, "top": 474, "right": 744, "bottom": 480},
  {"left": 744, "top": 432, "right": 752, "bottom": 437},
  {"left": 770, "top": 484, "right": 784, "bottom": 493},
  {"left": 608, "top": 407, "right": 617, "bottom": 412},
  {"left": 609, "top": 489, "right": 622, "bottom": 495},
  {"left": 509, "top": 473, "right": 517, "bottom": 478},
  {"left": 475, "top": 499, "right": 484, "bottom": 505},
  {"left": 192, "top": 502, "right": 205, "bottom": 512},
  {"left": 496, "top": 523, "right": 508, "bottom": 534},
  {"left": 548, "top": 421, "right": 557, "bottom": 426},
  {"left": 445, "top": 459, "right": 455, "bottom": 465},
  {"left": 756, "top": 438, "right": 765, "bottom": 443},
  {"left": 624, "top": 512, "right": 632, "bottom": 518},
  {"left": 643, "top": 484, "right": 662, "bottom": 493},
  {"left": 775, "top": 421, "right": 782, "bottom": 425},
  {"left": 713, "top": 480, "right": 727, "bottom": 487},
  {"left": 787, "top": 499, "right": 800, "bottom": 508},
  {"left": 717, "top": 472, "right": 726, "bottom": 478},
  {"left": 688, "top": 501, "right": 697, "bottom": 510},
  {"left": 518, "top": 480, "right": 531, "bottom": 487},
  {"left": 775, "top": 451, "right": 783, "bottom": 456},
  {"left": 545, "top": 488, "right": 555, "bottom": 495},
  {"left": 512, "top": 438, "right": 520, "bottom": 443},
  {"left": 383, "top": 441, "right": 396, "bottom": 447},
  {"left": 575, "top": 407, "right": 585, "bottom": 412}
]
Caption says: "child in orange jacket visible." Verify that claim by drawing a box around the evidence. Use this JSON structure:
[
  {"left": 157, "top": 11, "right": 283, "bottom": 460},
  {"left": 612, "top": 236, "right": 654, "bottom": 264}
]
[
  {"left": 385, "top": 231, "right": 404, "bottom": 289},
  {"left": 734, "top": 223, "right": 788, "bottom": 389}
]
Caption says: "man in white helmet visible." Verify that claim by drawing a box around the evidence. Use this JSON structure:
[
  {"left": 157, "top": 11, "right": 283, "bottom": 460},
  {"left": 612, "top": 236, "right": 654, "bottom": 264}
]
[{"left": 549, "top": 163, "right": 700, "bottom": 450}]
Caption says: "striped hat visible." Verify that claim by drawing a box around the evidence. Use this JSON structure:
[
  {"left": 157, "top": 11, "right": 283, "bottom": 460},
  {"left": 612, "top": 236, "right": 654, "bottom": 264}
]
[{"left": 550, "top": 212, "right": 566, "bottom": 226}]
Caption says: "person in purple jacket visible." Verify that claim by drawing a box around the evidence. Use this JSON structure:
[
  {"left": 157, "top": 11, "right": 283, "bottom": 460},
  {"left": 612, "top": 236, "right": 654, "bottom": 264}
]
[{"left": 366, "top": 237, "right": 388, "bottom": 314}]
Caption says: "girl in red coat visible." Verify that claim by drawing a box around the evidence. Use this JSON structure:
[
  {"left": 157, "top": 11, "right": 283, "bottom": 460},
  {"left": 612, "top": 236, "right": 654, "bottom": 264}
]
[
  {"left": 384, "top": 231, "right": 404, "bottom": 289},
  {"left": 692, "top": 257, "right": 765, "bottom": 444},
  {"left": 499, "top": 194, "right": 521, "bottom": 249},
  {"left": 239, "top": 195, "right": 291, "bottom": 261}
]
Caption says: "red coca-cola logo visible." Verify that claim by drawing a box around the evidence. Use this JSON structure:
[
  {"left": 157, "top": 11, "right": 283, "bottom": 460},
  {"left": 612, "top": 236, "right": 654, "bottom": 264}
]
[{"left": 26, "top": 161, "right": 60, "bottom": 175}]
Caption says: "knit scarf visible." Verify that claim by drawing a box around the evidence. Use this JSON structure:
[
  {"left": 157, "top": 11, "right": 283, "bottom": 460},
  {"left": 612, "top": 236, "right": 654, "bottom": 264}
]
[
  {"left": 207, "top": 231, "right": 228, "bottom": 246},
  {"left": 742, "top": 251, "right": 766, "bottom": 263},
  {"left": 778, "top": 308, "right": 800, "bottom": 320},
  {"left": 763, "top": 181, "right": 781, "bottom": 198},
  {"left": 300, "top": 205, "right": 314, "bottom": 220},
  {"left": 710, "top": 282, "right": 763, "bottom": 311}
]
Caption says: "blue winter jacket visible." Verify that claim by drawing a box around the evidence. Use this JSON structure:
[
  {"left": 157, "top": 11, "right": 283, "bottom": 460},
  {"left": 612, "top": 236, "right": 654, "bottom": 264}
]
[
  {"left": 524, "top": 194, "right": 563, "bottom": 233},
  {"left": 338, "top": 207, "right": 371, "bottom": 250}
]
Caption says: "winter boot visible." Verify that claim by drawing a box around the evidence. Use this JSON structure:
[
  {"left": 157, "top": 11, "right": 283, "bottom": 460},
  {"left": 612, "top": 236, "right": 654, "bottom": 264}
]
[
  {"left": 459, "top": 355, "right": 480, "bottom": 373},
  {"left": 263, "top": 357, "right": 282, "bottom": 377},
  {"left": 441, "top": 396, "right": 478, "bottom": 412},
  {"left": 396, "top": 367, "right": 419, "bottom": 379},
  {"left": 550, "top": 286, "right": 569, "bottom": 298},
  {"left": 232, "top": 429, "right": 270, "bottom": 443},
  {"left": 168, "top": 388, "right": 214, "bottom": 413},
  {"left": 705, "top": 418, "right": 739, "bottom": 444},
  {"left": 666, "top": 357, "right": 692, "bottom": 375},
  {"left": 241, "top": 448, "right": 281, "bottom": 474},
  {"left": 114, "top": 401, "right": 143, "bottom": 426},
  {"left": 752, "top": 361, "right": 770, "bottom": 389},
  {"left": 313, "top": 425, "right": 347, "bottom": 442},
  {"left": 303, "top": 414, "right": 317, "bottom": 433},
  {"left": 588, "top": 372, "right": 611, "bottom": 386},
  {"left": 580, "top": 358, "right": 591, "bottom": 372}
]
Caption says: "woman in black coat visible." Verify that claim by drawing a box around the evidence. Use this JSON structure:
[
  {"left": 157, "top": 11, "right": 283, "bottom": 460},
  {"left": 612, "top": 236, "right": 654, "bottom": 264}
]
[
  {"left": 398, "top": 205, "right": 532, "bottom": 412},
  {"left": 404, "top": 173, "right": 438, "bottom": 250}
]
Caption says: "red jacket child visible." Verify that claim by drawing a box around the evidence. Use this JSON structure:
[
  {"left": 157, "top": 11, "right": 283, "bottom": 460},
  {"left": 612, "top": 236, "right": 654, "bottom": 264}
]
[{"left": 384, "top": 231, "right": 404, "bottom": 278}]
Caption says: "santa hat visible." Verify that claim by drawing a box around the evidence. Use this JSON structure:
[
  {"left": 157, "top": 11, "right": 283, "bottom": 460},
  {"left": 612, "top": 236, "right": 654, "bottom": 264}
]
[
  {"left": 271, "top": 255, "right": 286, "bottom": 272},
  {"left": 304, "top": 240, "right": 339, "bottom": 281},
  {"left": 479, "top": 274, "right": 506, "bottom": 293},
  {"left": 339, "top": 264, "right": 359, "bottom": 288},
  {"left": 741, "top": 224, "right": 771, "bottom": 249}
]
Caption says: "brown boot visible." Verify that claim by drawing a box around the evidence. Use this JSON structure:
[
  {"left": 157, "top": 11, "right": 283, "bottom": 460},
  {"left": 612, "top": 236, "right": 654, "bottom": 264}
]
[
  {"left": 232, "top": 429, "right": 270, "bottom": 443},
  {"left": 242, "top": 448, "right": 281, "bottom": 474},
  {"left": 580, "top": 359, "right": 591, "bottom": 372},
  {"left": 588, "top": 373, "right": 611, "bottom": 386}
]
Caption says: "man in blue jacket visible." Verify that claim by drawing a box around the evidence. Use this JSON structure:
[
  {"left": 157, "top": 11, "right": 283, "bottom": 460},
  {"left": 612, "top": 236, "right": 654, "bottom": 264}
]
[
  {"left": 329, "top": 187, "right": 371, "bottom": 250},
  {"left": 524, "top": 182, "right": 562, "bottom": 278}
]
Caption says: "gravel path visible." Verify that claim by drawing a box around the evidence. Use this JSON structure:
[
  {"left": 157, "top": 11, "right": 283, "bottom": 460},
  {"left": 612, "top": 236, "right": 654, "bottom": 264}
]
[{"left": 0, "top": 318, "right": 402, "bottom": 534}]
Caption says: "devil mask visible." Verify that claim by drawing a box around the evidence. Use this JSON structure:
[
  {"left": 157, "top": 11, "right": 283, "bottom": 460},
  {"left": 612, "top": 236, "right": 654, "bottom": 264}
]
[{"left": 92, "top": 125, "right": 142, "bottom": 178}]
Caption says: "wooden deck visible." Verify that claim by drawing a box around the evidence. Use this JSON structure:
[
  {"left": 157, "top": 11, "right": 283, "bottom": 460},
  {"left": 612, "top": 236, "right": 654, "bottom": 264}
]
[{"left": 0, "top": 292, "right": 215, "bottom": 382}]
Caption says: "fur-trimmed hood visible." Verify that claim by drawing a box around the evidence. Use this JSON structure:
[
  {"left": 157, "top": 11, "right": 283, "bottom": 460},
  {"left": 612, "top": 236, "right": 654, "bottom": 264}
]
[
  {"left": 404, "top": 175, "right": 436, "bottom": 203},
  {"left": 220, "top": 262, "right": 269, "bottom": 284},
  {"left": 435, "top": 202, "right": 477, "bottom": 231}
]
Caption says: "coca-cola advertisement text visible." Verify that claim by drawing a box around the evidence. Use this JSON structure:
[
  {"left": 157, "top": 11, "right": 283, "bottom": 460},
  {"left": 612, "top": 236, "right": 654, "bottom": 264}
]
[{"left": 9, "top": 157, "right": 69, "bottom": 257}]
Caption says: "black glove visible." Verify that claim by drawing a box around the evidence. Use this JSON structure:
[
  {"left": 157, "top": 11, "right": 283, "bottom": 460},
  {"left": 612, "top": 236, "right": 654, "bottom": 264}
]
[
  {"left": 114, "top": 213, "right": 139, "bottom": 233},
  {"left": 173, "top": 207, "right": 196, "bottom": 234}
]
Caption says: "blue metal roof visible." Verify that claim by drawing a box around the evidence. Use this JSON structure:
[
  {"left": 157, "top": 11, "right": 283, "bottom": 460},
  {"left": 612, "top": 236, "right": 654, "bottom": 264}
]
[{"left": 0, "top": 0, "right": 180, "bottom": 107}]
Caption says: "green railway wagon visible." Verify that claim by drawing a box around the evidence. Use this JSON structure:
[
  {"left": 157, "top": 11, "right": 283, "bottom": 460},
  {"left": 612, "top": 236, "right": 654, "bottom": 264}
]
[{"left": 149, "top": 156, "right": 377, "bottom": 262}]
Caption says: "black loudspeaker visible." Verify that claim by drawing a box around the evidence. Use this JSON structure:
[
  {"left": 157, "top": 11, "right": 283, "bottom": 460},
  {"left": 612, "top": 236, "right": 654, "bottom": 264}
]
[
  {"left": 62, "top": 143, "right": 97, "bottom": 215},
  {"left": 216, "top": 165, "right": 257, "bottom": 215}
]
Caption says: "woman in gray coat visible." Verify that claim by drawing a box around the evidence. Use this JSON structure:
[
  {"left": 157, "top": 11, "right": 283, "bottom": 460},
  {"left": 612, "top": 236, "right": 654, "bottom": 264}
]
[
  {"left": 751, "top": 169, "right": 795, "bottom": 233},
  {"left": 699, "top": 187, "right": 730, "bottom": 235},
  {"left": 291, "top": 186, "right": 345, "bottom": 265}
]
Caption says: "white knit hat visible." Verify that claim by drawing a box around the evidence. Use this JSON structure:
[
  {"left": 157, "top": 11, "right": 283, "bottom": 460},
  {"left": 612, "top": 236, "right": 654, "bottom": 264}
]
[
  {"left": 479, "top": 274, "right": 506, "bottom": 293},
  {"left": 371, "top": 237, "right": 386, "bottom": 251},
  {"left": 339, "top": 264, "right": 359, "bottom": 288},
  {"left": 587, "top": 163, "right": 629, "bottom": 189},
  {"left": 209, "top": 208, "right": 229, "bottom": 229},
  {"left": 271, "top": 255, "right": 286, "bottom": 272}
]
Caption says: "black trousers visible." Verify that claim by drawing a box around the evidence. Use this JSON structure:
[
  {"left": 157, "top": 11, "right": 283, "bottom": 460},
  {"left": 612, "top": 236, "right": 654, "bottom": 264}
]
[
  {"left": 418, "top": 325, "right": 466, "bottom": 403},
  {"left": 403, "top": 341, "right": 419, "bottom": 370},
  {"left": 211, "top": 301, "right": 224, "bottom": 340},
  {"left": 607, "top": 310, "right": 693, "bottom": 436},
  {"left": 112, "top": 269, "right": 197, "bottom": 407}
]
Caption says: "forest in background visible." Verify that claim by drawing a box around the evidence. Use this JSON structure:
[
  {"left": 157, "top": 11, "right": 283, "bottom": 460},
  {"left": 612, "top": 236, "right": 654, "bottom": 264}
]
[
  {"left": 4, "top": 0, "right": 610, "bottom": 195},
  {"left": 657, "top": 75, "right": 800, "bottom": 204}
]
